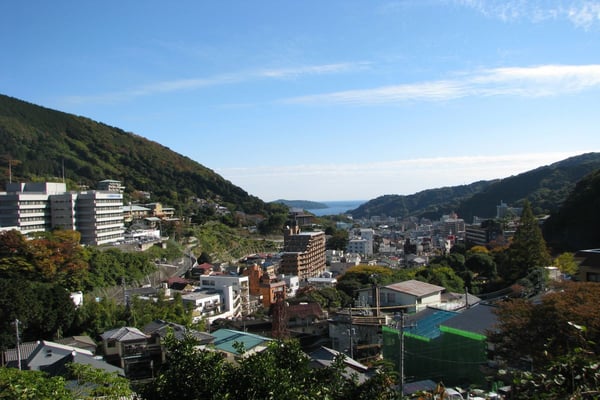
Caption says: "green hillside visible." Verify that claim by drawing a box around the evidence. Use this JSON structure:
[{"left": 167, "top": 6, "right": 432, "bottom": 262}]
[
  {"left": 0, "top": 94, "right": 270, "bottom": 215},
  {"left": 349, "top": 181, "right": 495, "bottom": 219},
  {"left": 455, "top": 153, "right": 600, "bottom": 221},
  {"left": 543, "top": 168, "right": 600, "bottom": 251},
  {"left": 350, "top": 153, "right": 600, "bottom": 222}
]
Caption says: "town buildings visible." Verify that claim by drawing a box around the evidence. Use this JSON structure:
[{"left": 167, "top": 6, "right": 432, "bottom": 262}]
[
  {"left": 280, "top": 225, "right": 326, "bottom": 280},
  {"left": 0, "top": 181, "right": 124, "bottom": 245}
]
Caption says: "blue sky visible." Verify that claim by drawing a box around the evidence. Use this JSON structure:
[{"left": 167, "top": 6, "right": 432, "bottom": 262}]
[{"left": 2, "top": 1, "right": 600, "bottom": 201}]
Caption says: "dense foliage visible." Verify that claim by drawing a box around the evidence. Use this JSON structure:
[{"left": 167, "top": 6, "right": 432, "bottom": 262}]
[
  {"left": 0, "top": 230, "right": 156, "bottom": 292},
  {"left": 141, "top": 334, "right": 398, "bottom": 400},
  {"left": 0, "top": 230, "right": 188, "bottom": 347},
  {"left": 490, "top": 281, "right": 600, "bottom": 399},
  {"left": 543, "top": 168, "right": 600, "bottom": 251},
  {"left": 0, "top": 364, "right": 133, "bottom": 400},
  {"left": 503, "top": 200, "right": 552, "bottom": 284},
  {"left": 0, "top": 94, "right": 274, "bottom": 215}
]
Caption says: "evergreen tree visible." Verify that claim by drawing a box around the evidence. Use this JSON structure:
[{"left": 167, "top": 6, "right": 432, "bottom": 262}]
[{"left": 505, "top": 200, "right": 551, "bottom": 284}]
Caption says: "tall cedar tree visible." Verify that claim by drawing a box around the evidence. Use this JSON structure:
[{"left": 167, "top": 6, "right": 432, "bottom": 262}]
[{"left": 506, "top": 200, "right": 551, "bottom": 281}]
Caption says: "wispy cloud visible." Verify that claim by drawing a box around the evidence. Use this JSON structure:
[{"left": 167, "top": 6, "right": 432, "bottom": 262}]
[
  {"left": 454, "top": 0, "right": 600, "bottom": 29},
  {"left": 285, "top": 64, "right": 600, "bottom": 105},
  {"left": 61, "top": 62, "right": 368, "bottom": 105}
]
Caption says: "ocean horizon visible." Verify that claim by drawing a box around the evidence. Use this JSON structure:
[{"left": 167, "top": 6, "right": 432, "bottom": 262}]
[{"left": 306, "top": 200, "right": 366, "bottom": 216}]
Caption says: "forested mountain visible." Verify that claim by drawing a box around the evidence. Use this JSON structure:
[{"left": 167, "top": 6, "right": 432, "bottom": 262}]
[
  {"left": 0, "top": 94, "right": 270, "bottom": 215},
  {"left": 456, "top": 153, "right": 600, "bottom": 221},
  {"left": 543, "top": 168, "right": 600, "bottom": 251},
  {"left": 350, "top": 153, "right": 600, "bottom": 222},
  {"left": 349, "top": 181, "right": 496, "bottom": 220}
]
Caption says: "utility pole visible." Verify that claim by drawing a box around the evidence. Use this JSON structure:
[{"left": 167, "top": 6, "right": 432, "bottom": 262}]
[
  {"left": 348, "top": 307, "right": 354, "bottom": 359},
  {"left": 394, "top": 312, "right": 405, "bottom": 397},
  {"left": 14, "top": 319, "right": 22, "bottom": 370}
]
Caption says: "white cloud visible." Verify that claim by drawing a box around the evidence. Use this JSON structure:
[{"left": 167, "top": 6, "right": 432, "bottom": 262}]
[
  {"left": 61, "top": 62, "right": 367, "bottom": 105},
  {"left": 285, "top": 64, "right": 600, "bottom": 105},
  {"left": 217, "top": 151, "right": 584, "bottom": 201},
  {"left": 454, "top": 0, "right": 600, "bottom": 29}
]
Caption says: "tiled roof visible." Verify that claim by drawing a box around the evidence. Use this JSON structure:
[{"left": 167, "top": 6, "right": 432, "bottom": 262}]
[{"left": 100, "top": 327, "right": 149, "bottom": 341}]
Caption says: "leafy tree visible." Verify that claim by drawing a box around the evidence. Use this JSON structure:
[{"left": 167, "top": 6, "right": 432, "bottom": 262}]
[
  {"left": 326, "top": 229, "right": 349, "bottom": 251},
  {"left": 0, "top": 367, "right": 72, "bottom": 400},
  {"left": 0, "top": 279, "right": 77, "bottom": 348},
  {"left": 127, "top": 292, "right": 192, "bottom": 328},
  {"left": 67, "top": 363, "right": 133, "bottom": 399},
  {"left": 72, "top": 295, "right": 128, "bottom": 340},
  {"left": 141, "top": 333, "right": 398, "bottom": 400},
  {"left": 505, "top": 200, "right": 551, "bottom": 283},
  {"left": 553, "top": 252, "right": 578, "bottom": 277},
  {"left": 465, "top": 252, "right": 497, "bottom": 278},
  {"left": 500, "top": 322, "right": 600, "bottom": 399},
  {"left": 415, "top": 265, "right": 465, "bottom": 293},
  {"left": 140, "top": 333, "right": 233, "bottom": 400},
  {"left": 489, "top": 281, "right": 600, "bottom": 370}
]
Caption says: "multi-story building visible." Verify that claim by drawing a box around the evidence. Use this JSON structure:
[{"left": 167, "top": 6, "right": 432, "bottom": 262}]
[
  {"left": 347, "top": 238, "right": 371, "bottom": 256},
  {"left": 0, "top": 181, "right": 124, "bottom": 245},
  {"left": 196, "top": 275, "right": 251, "bottom": 317},
  {"left": 280, "top": 226, "right": 326, "bottom": 280}
]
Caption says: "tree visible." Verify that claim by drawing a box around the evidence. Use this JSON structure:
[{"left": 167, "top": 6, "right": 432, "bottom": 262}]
[
  {"left": 0, "top": 367, "right": 72, "bottom": 400},
  {"left": 465, "top": 252, "right": 497, "bottom": 279},
  {"left": 499, "top": 321, "right": 600, "bottom": 399},
  {"left": 505, "top": 200, "right": 551, "bottom": 283},
  {"left": 326, "top": 229, "right": 349, "bottom": 251},
  {"left": 553, "top": 252, "right": 578, "bottom": 277},
  {"left": 141, "top": 334, "right": 398, "bottom": 400},
  {"left": 415, "top": 265, "right": 465, "bottom": 293},
  {"left": 489, "top": 281, "right": 600, "bottom": 370},
  {"left": 0, "top": 279, "right": 77, "bottom": 348},
  {"left": 140, "top": 333, "right": 233, "bottom": 400},
  {"left": 67, "top": 363, "right": 133, "bottom": 399}
]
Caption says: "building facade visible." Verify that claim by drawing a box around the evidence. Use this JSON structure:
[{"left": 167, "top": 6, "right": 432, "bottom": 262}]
[
  {"left": 0, "top": 181, "right": 124, "bottom": 245},
  {"left": 280, "top": 226, "right": 326, "bottom": 280}
]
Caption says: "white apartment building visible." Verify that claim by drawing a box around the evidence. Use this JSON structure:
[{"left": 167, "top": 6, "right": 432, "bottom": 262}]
[
  {"left": 347, "top": 238, "right": 372, "bottom": 256},
  {"left": 181, "top": 291, "right": 223, "bottom": 323},
  {"left": 0, "top": 181, "right": 124, "bottom": 245},
  {"left": 197, "top": 275, "right": 250, "bottom": 317}
]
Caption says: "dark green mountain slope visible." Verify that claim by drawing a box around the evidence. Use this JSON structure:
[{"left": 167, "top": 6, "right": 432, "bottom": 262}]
[
  {"left": 456, "top": 153, "right": 600, "bottom": 221},
  {"left": 349, "top": 180, "right": 495, "bottom": 219},
  {"left": 0, "top": 94, "right": 268, "bottom": 214},
  {"left": 350, "top": 153, "right": 600, "bottom": 222},
  {"left": 543, "top": 168, "right": 600, "bottom": 251}
]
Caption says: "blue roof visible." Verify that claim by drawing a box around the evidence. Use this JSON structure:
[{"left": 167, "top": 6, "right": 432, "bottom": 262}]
[
  {"left": 404, "top": 309, "right": 458, "bottom": 339},
  {"left": 210, "top": 329, "right": 271, "bottom": 354}
]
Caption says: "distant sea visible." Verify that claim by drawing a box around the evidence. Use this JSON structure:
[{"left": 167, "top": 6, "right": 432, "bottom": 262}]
[{"left": 306, "top": 200, "right": 366, "bottom": 216}]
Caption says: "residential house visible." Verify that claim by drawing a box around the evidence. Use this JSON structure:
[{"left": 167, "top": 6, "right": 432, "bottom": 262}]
[
  {"left": 181, "top": 290, "right": 223, "bottom": 323},
  {"left": 575, "top": 248, "right": 600, "bottom": 282},
  {"left": 357, "top": 279, "right": 446, "bottom": 313},
  {"left": 142, "top": 319, "right": 214, "bottom": 344},
  {"left": 210, "top": 328, "right": 271, "bottom": 362},
  {"left": 287, "top": 302, "right": 328, "bottom": 336},
  {"left": 100, "top": 326, "right": 162, "bottom": 379},
  {"left": 2, "top": 340, "right": 123, "bottom": 383},
  {"left": 309, "top": 346, "right": 371, "bottom": 383}
]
